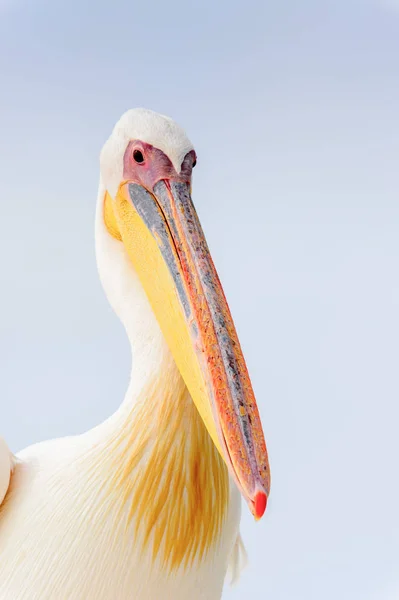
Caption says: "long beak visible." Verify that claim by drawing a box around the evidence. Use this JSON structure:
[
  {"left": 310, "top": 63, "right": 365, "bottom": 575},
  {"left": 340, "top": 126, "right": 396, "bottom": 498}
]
[{"left": 114, "top": 179, "right": 270, "bottom": 519}]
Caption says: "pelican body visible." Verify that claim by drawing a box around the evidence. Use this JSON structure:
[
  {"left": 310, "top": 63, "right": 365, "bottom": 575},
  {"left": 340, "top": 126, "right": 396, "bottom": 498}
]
[{"left": 0, "top": 109, "right": 270, "bottom": 599}]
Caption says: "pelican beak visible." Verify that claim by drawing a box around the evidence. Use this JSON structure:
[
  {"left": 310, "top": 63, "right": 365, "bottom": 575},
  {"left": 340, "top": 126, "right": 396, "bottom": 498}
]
[{"left": 110, "top": 179, "right": 270, "bottom": 519}]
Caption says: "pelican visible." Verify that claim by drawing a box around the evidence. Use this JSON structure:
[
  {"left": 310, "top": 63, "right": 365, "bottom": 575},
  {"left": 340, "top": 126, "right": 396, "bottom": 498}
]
[{"left": 0, "top": 108, "right": 271, "bottom": 599}]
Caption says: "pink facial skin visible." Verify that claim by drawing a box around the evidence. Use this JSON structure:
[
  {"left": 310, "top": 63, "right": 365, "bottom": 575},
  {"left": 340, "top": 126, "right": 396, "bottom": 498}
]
[{"left": 123, "top": 140, "right": 197, "bottom": 192}]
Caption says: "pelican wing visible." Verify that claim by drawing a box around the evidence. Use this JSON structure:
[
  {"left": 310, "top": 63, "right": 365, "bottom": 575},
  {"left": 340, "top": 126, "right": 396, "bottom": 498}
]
[
  {"left": 0, "top": 438, "right": 13, "bottom": 507},
  {"left": 228, "top": 532, "right": 248, "bottom": 585}
]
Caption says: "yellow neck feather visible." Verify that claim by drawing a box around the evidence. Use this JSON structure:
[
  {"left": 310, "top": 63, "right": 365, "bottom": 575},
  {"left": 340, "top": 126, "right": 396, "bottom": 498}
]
[{"left": 91, "top": 369, "right": 229, "bottom": 572}]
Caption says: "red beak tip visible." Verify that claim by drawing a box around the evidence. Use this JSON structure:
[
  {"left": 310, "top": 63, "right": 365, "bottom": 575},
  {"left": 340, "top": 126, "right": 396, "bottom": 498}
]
[{"left": 254, "top": 491, "right": 268, "bottom": 520}]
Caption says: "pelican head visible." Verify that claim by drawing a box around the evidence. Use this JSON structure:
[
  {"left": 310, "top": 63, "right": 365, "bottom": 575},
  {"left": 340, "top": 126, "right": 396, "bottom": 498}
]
[{"left": 98, "top": 108, "right": 270, "bottom": 520}]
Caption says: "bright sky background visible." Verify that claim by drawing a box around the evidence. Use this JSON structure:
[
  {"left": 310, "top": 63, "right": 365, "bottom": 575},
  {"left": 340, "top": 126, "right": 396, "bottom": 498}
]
[{"left": 0, "top": 1, "right": 398, "bottom": 598}]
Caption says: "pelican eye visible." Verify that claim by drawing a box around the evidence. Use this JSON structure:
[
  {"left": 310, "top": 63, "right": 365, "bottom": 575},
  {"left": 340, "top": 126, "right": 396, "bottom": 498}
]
[
  {"left": 133, "top": 149, "right": 145, "bottom": 164},
  {"left": 192, "top": 159, "right": 197, "bottom": 168}
]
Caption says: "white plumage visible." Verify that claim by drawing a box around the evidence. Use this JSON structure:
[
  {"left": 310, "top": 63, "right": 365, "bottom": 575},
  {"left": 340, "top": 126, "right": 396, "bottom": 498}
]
[{"left": 0, "top": 110, "right": 250, "bottom": 599}]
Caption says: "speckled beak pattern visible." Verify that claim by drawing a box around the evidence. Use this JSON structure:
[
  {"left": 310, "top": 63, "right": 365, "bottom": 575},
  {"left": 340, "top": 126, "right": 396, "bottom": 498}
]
[{"left": 125, "top": 179, "right": 271, "bottom": 519}]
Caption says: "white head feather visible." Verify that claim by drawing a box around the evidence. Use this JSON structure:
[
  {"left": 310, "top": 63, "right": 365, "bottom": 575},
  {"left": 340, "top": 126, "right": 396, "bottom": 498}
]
[{"left": 100, "top": 108, "right": 194, "bottom": 198}]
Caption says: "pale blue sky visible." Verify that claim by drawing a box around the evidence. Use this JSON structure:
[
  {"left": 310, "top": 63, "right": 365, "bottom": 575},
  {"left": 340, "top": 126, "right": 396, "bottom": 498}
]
[{"left": 0, "top": 1, "right": 398, "bottom": 598}]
